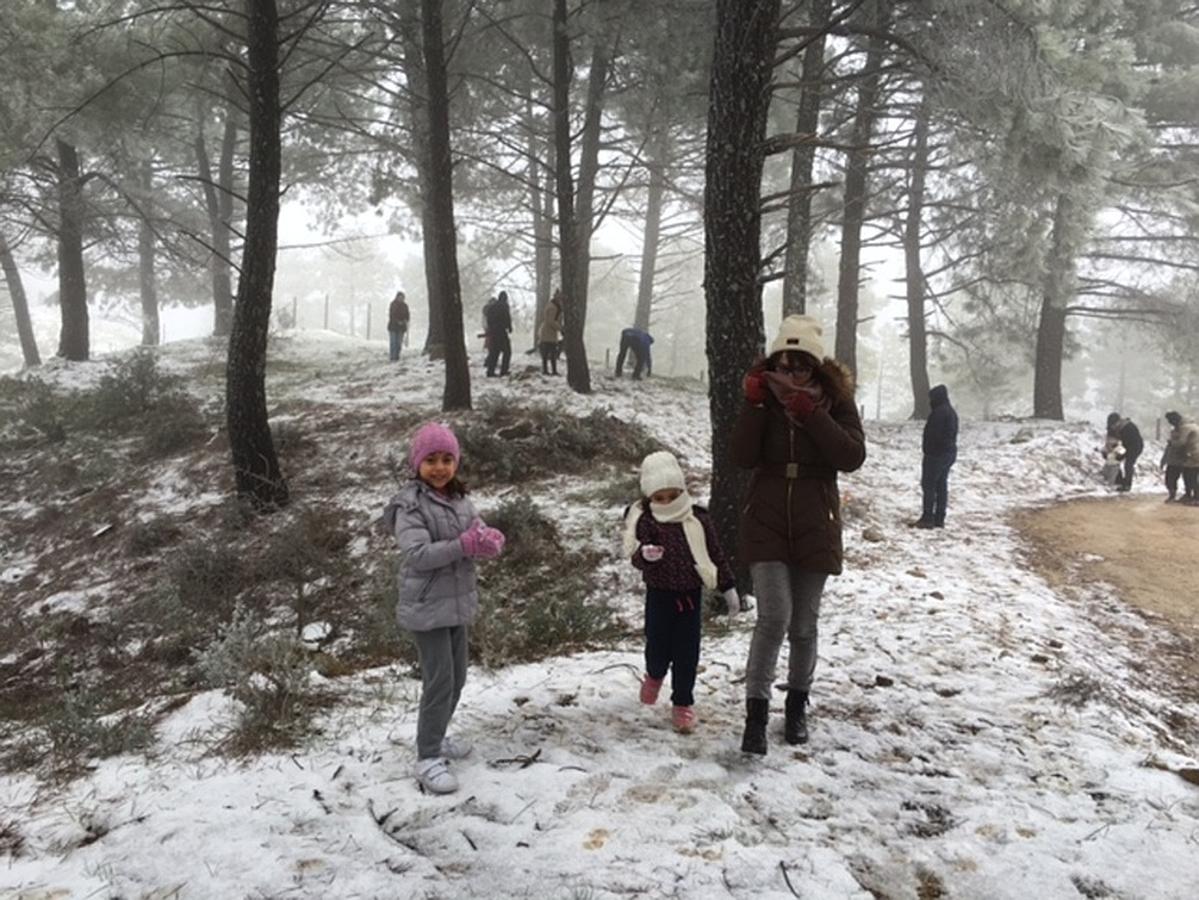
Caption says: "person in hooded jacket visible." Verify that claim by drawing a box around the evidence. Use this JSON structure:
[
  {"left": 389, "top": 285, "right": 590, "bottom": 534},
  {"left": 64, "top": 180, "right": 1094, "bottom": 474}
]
[
  {"left": 615, "top": 327, "right": 654, "bottom": 379},
  {"left": 1162, "top": 411, "right": 1199, "bottom": 504},
  {"left": 913, "top": 385, "right": 959, "bottom": 529},
  {"left": 733, "top": 314, "right": 866, "bottom": 755},
  {"left": 1107, "top": 412, "right": 1144, "bottom": 492},
  {"left": 381, "top": 423, "right": 506, "bottom": 794},
  {"left": 484, "top": 291, "right": 513, "bottom": 376},
  {"left": 538, "top": 288, "right": 564, "bottom": 375}
]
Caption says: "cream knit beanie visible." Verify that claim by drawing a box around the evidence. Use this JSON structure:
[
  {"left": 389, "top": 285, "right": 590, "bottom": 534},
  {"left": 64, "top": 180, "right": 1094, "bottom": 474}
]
[
  {"left": 639, "top": 451, "right": 686, "bottom": 497},
  {"left": 768, "top": 314, "right": 825, "bottom": 360}
]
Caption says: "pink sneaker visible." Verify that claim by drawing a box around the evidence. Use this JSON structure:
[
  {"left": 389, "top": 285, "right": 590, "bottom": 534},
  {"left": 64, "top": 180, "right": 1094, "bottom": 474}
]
[
  {"left": 672, "top": 705, "right": 696, "bottom": 733},
  {"left": 640, "top": 675, "right": 664, "bottom": 705}
]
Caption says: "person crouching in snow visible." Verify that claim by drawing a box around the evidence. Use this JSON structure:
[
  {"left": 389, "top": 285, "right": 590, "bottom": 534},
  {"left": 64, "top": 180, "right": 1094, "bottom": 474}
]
[
  {"left": 622, "top": 450, "right": 742, "bottom": 734},
  {"left": 382, "top": 422, "right": 505, "bottom": 794}
]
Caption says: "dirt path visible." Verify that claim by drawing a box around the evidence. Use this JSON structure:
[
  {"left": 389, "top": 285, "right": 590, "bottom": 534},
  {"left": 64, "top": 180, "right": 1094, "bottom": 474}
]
[
  {"left": 1016, "top": 495, "right": 1198, "bottom": 631},
  {"left": 1015, "top": 495, "right": 1199, "bottom": 698}
]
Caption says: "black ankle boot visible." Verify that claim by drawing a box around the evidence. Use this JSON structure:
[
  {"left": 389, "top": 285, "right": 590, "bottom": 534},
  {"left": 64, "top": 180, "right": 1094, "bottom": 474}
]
[
  {"left": 740, "top": 698, "right": 769, "bottom": 755},
  {"left": 784, "top": 690, "right": 809, "bottom": 745}
]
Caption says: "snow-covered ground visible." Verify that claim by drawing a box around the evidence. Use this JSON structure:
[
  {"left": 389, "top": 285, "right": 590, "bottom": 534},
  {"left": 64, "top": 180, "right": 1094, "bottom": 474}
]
[{"left": 3, "top": 333, "right": 1197, "bottom": 899}]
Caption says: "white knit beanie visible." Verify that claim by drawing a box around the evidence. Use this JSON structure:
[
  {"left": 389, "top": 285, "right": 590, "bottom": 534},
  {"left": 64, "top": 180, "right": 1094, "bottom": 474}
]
[
  {"left": 640, "top": 451, "right": 686, "bottom": 497},
  {"left": 768, "top": 314, "right": 825, "bottom": 360}
]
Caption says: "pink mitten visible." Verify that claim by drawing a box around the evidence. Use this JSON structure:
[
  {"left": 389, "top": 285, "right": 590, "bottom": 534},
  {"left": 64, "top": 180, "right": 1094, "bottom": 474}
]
[
  {"left": 460, "top": 520, "right": 488, "bottom": 558},
  {"left": 478, "top": 525, "right": 506, "bottom": 558},
  {"left": 640, "top": 544, "right": 664, "bottom": 562}
]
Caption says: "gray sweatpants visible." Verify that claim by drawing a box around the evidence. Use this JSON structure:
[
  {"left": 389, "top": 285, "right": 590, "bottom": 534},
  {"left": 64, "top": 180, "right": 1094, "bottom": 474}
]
[
  {"left": 411, "top": 625, "right": 469, "bottom": 759},
  {"left": 745, "top": 562, "right": 828, "bottom": 700}
]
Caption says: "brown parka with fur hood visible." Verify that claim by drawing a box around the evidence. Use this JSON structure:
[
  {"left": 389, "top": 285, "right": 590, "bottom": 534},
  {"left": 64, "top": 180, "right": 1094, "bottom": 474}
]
[{"left": 731, "top": 358, "right": 866, "bottom": 574}]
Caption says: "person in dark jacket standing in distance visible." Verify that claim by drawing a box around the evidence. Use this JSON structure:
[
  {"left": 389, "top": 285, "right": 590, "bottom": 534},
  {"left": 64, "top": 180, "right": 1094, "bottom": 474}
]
[
  {"left": 1107, "top": 412, "right": 1144, "bottom": 492},
  {"left": 387, "top": 291, "right": 410, "bottom": 362},
  {"left": 484, "top": 291, "right": 513, "bottom": 376},
  {"left": 913, "top": 384, "right": 958, "bottom": 529},
  {"left": 615, "top": 326, "right": 654, "bottom": 379},
  {"left": 733, "top": 314, "right": 866, "bottom": 755}
]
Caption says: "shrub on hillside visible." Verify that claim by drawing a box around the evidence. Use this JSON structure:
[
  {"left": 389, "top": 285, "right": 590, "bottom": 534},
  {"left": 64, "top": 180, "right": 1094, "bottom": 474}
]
[
  {"left": 470, "top": 493, "right": 619, "bottom": 666},
  {"left": 199, "top": 614, "right": 326, "bottom": 754},
  {"left": 163, "top": 537, "right": 247, "bottom": 623},
  {"left": 87, "top": 349, "right": 181, "bottom": 426},
  {"left": 454, "top": 398, "right": 661, "bottom": 485},
  {"left": 257, "top": 504, "right": 353, "bottom": 635},
  {"left": 0, "top": 377, "right": 67, "bottom": 446}
]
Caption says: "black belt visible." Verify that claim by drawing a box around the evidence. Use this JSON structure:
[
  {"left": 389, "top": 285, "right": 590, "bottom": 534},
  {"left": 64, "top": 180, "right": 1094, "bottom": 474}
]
[{"left": 756, "top": 463, "right": 835, "bottom": 480}]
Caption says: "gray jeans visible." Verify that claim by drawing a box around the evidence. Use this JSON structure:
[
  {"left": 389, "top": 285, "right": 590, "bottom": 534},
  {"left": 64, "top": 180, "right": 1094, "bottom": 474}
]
[
  {"left": 411, "top": 625, "right": 469, "bottom": 759},
  {"left": 745, "top": 562, "right": 828, "bottom": 700}
]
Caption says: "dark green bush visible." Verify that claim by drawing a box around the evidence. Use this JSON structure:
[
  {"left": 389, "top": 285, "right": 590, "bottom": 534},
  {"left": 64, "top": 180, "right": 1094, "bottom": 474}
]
[
  {"left": 199, "top": 614, "right": 326, "bottom": 755},
  {"left": 454, "top": 398, "right": 661, "bottom": 485},
  {"left": 0, "top": 377, "right": 67, "bottom": 445},
  {"left": 470, "top": 493, "right": 620, "bottom": 666}
]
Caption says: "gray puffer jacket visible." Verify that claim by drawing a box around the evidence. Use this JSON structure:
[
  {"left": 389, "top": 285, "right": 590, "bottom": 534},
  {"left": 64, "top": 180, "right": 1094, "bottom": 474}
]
[{"left": 382, "top": 480, "right": 480, "bottom": 632}]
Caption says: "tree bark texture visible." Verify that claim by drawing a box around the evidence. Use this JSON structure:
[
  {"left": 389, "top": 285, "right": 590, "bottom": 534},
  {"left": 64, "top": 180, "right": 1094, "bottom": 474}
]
[
  {"left": 634, "top": 149, "right": 666, "bottom": 332},
  {"left": 527, "top": 96, "right": 552, "bottom": 348},
  {"left": 834, "top": 1, "right": 885, "bottom": 377},
  {"left": 139, "top": 161, "right": 160, "bottom": 347},
  {"left": 781, "top": 0, "right": 831, "bottom": 317},
  {"left": 398, "top": 4, "right": 444, "bottom": 357},
  {"left": 421, "top": 0, "right": 470, "bottom": 410},
  {"left": 572, "top": 35, "right": 612, "bottom": 319},
  {"left": 0, "top": 233, "right": 41, "bottom": 367},
  {"left": 904, "top": 93, "right": 931, "bottom": 420},
  {"left": 1033, "top": 192, "right": 1075, "bottom": 420},
  {"left": 226, "top": 0, "right": 288, "bottom": 508},
  {"left": 704, "top": 0, "right": 780, "bottom": 584},
  {"left": 553, "top": 0, "right": 591, "bottom": 393},
  {"left": 195, "top": 110, "right": 237, "bottom": 337},
  {"left": 55, "top": 139, "right": 88, "bottom": 361}
]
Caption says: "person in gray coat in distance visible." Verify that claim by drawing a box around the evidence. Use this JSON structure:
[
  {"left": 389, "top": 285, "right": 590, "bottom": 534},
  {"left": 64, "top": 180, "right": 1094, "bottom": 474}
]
[{"left": 382, "top": 422, "right": 505, "bottom": 795}]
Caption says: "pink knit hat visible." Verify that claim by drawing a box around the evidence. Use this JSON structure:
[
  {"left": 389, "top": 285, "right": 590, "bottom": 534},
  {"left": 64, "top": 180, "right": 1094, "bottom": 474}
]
[{"left": 408, "top": 422, "right": 460, "bottom": 471}]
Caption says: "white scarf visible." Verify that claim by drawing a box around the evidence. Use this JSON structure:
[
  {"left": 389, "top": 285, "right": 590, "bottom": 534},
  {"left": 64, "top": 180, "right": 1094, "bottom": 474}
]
[{"left": 622, "top": 493, "right": 718, "bottom": 590}]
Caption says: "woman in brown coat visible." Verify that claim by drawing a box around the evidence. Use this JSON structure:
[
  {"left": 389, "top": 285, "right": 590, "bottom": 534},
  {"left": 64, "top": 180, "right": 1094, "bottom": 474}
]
[{"left": 733, "top": 314, "right": 866, "bottom": 754}]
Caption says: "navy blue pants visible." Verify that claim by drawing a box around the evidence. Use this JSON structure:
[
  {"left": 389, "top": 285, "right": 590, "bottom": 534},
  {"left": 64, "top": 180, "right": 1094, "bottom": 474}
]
[
  {"left": 921, "top": 453, "right": 955, "bottom": 526},
  {"left": 644, "top": 588, "right": 702, "bottom": 707}
]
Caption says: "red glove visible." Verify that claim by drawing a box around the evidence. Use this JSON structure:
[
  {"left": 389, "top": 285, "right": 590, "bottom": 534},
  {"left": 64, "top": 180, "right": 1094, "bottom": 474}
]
[
  {"left": 743, "top": 364, "right": 768, "bottom": 406},
  {"left": 785, "top": 391, "right": 816, "bottom": 421}
]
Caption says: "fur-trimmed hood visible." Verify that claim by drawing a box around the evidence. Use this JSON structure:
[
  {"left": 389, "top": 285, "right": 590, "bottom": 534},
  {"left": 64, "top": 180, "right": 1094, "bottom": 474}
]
[{"left": 815, "top": 357, "right": 856, "bottom": 406}]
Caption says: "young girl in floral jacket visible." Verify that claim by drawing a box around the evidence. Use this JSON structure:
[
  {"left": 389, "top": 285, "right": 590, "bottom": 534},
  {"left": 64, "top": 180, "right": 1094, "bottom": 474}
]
[{"left": 622, "top": 450, "right": 742, "bottom": 733}]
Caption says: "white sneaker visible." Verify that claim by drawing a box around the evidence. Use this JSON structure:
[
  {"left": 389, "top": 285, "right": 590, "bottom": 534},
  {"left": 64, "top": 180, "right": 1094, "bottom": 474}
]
[
  {"left": 439, "top": 735, "right": 472, "bottom": 760},
  {"left": 414, "top": 758, "right": 458, "bottom": 794}
]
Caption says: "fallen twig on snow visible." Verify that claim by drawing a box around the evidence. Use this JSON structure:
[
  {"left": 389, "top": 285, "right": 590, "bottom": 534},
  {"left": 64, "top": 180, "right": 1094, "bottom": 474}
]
[
  {"left": 490, "top": 748, "right": 543, "bottom": 769},
  {"left": 779, "top": 861, "right": 801, "bottom": 898}
]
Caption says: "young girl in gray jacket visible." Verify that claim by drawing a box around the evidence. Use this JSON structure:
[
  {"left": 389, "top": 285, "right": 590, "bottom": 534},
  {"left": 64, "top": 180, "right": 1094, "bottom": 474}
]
[{"left": 382, "top": 422, "right": 505, "bottom": 794}]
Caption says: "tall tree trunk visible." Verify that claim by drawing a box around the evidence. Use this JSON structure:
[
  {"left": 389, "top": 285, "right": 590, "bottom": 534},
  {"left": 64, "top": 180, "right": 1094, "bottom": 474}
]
[
  {"left": 704, "top": 0, "right": 780, "bottom": 583},
  {"left": 572, "top": 34, "right": 612, "bottom": 324},
  {"left": 226, "top": 0, "right": 288, "bottom": 509},
  {"left": 215, "top": 112, "right": 237, "bottom": 336},
  {"left": 138, "top": 161, "right": 160, "bottom": 347},
  {"left": 527, "top": 96, "right": 552, "bottom": 348},
  {"left": 905, "top": 93, "right": 932, "bottom": 420},
  {"left": 0, "top": 233, "right": 41, "bottom": 367},
  {"left": 781, "top": 0, "right": 831, "bottom": 317},
  {"left": 397, "top": 5, "right": 444, "bottom": 358},
  {"left": 634, "top": 144, "right": 666, "bottom": 332},
  {"left": 421, "top": 0, "right": 470, "bottom": 410},
  {"left": 834, "top": 1, "right": 885, "bottom": 376},
  {"left": 55, "top": 139, "right": 88, "bottom": 361},
  {"left": 1033, "top": 192, "right": 1075, "bottom": 420},
  {"left": 553, "top": 0, "right": 591, "bottom": 393},
  {"left": 195, "top": 110, "right": 237, "bottom": 336}
]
